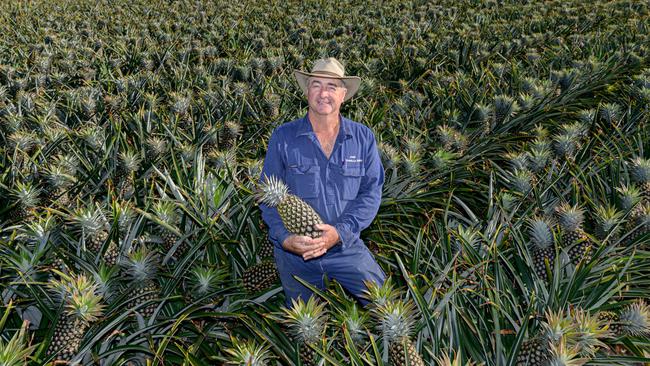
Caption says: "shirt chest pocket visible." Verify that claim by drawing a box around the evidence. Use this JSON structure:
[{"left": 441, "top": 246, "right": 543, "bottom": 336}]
[
  {"left": 332, "top": 163, "right": 366, "bottom": 200},
  {"left": 286, "top": 163, "right": 320, "bottom": 199}
]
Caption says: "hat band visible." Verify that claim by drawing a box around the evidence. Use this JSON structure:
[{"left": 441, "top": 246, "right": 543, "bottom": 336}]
[{"left": 309, "top": 70, "right": 345, "bottom": 78}]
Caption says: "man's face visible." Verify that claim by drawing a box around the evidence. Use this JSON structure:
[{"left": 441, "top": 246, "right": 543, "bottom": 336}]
[{"left": 306, "top": 76, "right": 347, "bottom": 117}]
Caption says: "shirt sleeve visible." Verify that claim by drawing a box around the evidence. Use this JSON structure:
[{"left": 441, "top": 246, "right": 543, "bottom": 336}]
[
  {"left": 334, "top": 130, "right": 385, "bottom": 249},
  {"left": 259, "top": 129, "right": 292, "bottom": 250}
]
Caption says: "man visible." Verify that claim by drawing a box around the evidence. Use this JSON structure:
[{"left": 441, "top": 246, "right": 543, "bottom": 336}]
[{"left": 259, "top": 57, "right": 386, "bottom": 305}]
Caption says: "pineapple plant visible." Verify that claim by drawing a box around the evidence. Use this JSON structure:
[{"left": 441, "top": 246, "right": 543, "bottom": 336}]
[
  {"left": 46, "top": 273, "right": 104, "bottom": 362},
  {"left": 122, "top": 246, "right": 161, "bottom": 319},
  {"left": 153, "top": 201, "right": 187, "bottom": 256},
  {"left": 333, "top": 303, "right": 368, "bottom": 346},
  {"left": 629, "top": 157, "right": 650, "bottom": 200},
  {"left": 256, "top": 175, "right": 324, "bottom": 239},
  {"left": 70, "top": 205, "right": 116, "bottom": 264},
  {"left": 186, "top": 265, "right": 225, "bottom": 303},
  {"left": 242, "top": 261, "right": 279, "bottom": 293},
  {"left": 555, "top": 203, "right": 592, "bottom": 266},
  {"left": 374, "top": 299, "right": 425, "bottom": 366},
  {"left": 281, "top": 296, "right": 328, "bottom": 366},
  {"left": 10, "top": 181, "right": 40, "bottom": 221},
  {"left": 225, "top": 339, "right": 272, "bottom": 366},
  {"left": 527, "top": 217, "right": 556, "bottom": 280},
  {"left": 220, "top": 120, "right": 241, "bottom": 150},
  {"left": 0, "top": 320, "right": 37, "bottom": 366},
  {"left": 593, "top": 204, "right": 623, "bottom": 242},
  {"left": 43, "top": 162, "right": 75, "bottom": 208},
  {"left": 115, "top": 150, "right": 140, "bottom": 198}
]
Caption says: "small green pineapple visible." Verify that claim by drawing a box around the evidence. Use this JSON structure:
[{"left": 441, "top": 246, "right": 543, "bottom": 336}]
[
  {"left": 527, "top": 217, "right": 556, "bottom": 280},
  {"left": 282, "top": 296, "right": 328, "bottom": 366},
  {"left": 556, "top": 204, "right": 592, "bottom": 266},
  {"left": 122, "top": 246, "right": 160, "bottom": 319}
]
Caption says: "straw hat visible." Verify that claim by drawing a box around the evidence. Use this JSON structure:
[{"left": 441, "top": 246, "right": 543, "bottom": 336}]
[{"left": 294, "top": 58, "right": 361, "bottom": 102}]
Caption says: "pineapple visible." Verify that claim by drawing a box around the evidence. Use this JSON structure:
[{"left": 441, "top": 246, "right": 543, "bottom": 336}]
[
  {"left": 115, "top": 150, "right": 140, "bottom": 198},
  {"left": 257, "top": 235, "right": 275, "bottom": 259},
  {"left": 618, "top": 300, "right": 650, "bottom": 337},
  {"left": 556, "top": 204, "right": 592, "bottom": 266},
  {"left": 201, "top": 123, "right": 220, "bottom": 154},
  {"left": 47, "top": 273, "right": 104, "bottom": 362},
  {"left": 220, "top": 120, "right": 241, "bottom": 149},
  {"left": 281, "top": 296, "right": 328, "bottom": 366},
  {"left": 527, "top": 217, "right": 556, "bottom": 280},
  {"left": 597, "top": 311, "right": 623, "bottom": 337},
  {"left": 629, "top": 157, "right": 650, "bottom": 200},
  {"left": 256, "top": 175, "right": 324, "bottom": 239},
  {"left": 624, "top": 202, "right": 650, "bottom": 246},
  {"left": 43, "top": 163, "right": 75, "bottom": 208},
  {"left": 515, "top": 338, "right": 550, "bottom": 366},
  {"left": 153, "top": 201, "right": 187, "bottom": 256},
  {"left": 70, "top": 205, "right": 112, "bottom": 258},
  {"left": 593, "top": 205, "right": 623, "bottom": 242},
  {"left": 334, "top": 303, "right": 368, "bottom": 346},
  {"left": 242, "top": 261, "right": 279, "bottom": 293},
  {"left": 10, "top": 181, "right": 40, "bottom": 221},
  {"left": 122, "top": 246, "right": 160, "bottom": 319},
  {"left": 375, "top": 300, "right": 425, "bottom": 366}
]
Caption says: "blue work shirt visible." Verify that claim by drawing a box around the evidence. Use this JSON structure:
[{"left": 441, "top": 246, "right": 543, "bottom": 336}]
[{"left": 260, "top": 113, "right": 385, "bottom": 250}]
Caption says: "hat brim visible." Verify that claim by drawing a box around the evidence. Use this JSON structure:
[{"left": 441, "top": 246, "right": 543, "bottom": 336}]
[{"left": 294, "top": 70, "right": 361, "bottom": 102}]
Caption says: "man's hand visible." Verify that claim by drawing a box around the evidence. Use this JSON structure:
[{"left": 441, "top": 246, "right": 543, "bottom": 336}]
[
  {"left": 302, "top": 224, "right": 340, "bottom": 260},
  {"left": 282, "top": 224, "right": 341, "bottom": 260}
]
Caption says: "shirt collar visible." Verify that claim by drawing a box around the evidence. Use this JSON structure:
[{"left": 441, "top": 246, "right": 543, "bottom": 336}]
[{"left": 296, "top": 113, "right": 352, "bottom": 139}]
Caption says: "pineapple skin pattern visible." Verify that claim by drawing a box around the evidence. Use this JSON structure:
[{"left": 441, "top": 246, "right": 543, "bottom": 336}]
[{"left": 259, "top": 115, "right": 386, "bottom": 305}]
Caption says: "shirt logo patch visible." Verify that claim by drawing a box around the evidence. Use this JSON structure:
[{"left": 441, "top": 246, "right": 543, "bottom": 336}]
[{"left": 345, "top": 157, "right": 363, "bottom": 163}]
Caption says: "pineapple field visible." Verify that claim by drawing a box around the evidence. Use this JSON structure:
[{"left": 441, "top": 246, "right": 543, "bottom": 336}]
[{"left": 1, "top": 0, "right": 650, "bottom": 364}]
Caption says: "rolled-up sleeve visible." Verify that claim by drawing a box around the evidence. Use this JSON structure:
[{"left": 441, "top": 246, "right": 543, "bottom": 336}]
[
  {"left": 260, "top": 130, "right": 291, "bottom": 249},
  {"left": 335, "top": 131, "right": 385, "bottom": 249}
]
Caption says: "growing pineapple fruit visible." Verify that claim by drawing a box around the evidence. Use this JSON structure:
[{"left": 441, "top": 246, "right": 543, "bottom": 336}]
[
  {"left": 556, "top": 203, "right": 592, "bottom": 266},
  {"left": 220, "top": 120, "right": 242, "bottom": 150},
  {"left": 629, "top": 157, "right": 650, "bottom": 199},
  {"left": 282, "top": 296, "right": 328, "bottom": 366},
  {"left": 624, "top": 202, "right": 650, "bottom": 246},
  {"left": 375, "top": 299, "right": 425, "bottom": 366},
  {"left": 593, "top": 204, "right": 623, "bottom": 242},
  {"left": 70, "top": 205, "right": 115, "bottom": 264},
  {"left": 10, "top": 181, "right": 40, "bottom": 221},
  {"left": 527, "top": 217, "right": 556, "bottom": 280},
  {"left": 515, "top": 338, "right": 550, "bottom": 366},
  {"left": 115, "top": 150, "right": 140, "bottom": 198},
  {"left": 242, "top": 261, "right": 279, "bottom": 293},
  {"left": 47, "top": 273, "right": 104, "bottom": 362},
  {"left": 153, "top": 201, "right": 187, "bottom": 256},
  {"left": 122, "top": 246, "right": 160, "bottom": 319},
  {"left": 43, "top": 162, "right": 75, "bottom": 208},
  {"left": 256, "top": 175, "right": 324, "bottom": 239}
]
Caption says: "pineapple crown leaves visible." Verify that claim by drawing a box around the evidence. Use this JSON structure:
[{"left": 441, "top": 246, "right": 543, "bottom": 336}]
[
  {"left": 118, "top": 150, "right": 141, "bottom": 173},
  {"left": 110, "top": 200, "right": 136, "bottom": 231},
  {"left": 509, "top": 169, "right": 534, "bottom": 193},
  {"left": 48, "top": 273, "right": 104, "bottom": 323},
  {"left": 555, "top": 203, "right": 584, "bottom": 231},
  {"left": 122, "top": 246, "right": 159, "bottom": 283},
  {"left": 153, "top": 201, "right": 179, "bottom": 226},
  {"left": 527, "top": 216, "right": 555, "bottom": 251},
  {"left": 541, "top": 309, "right": 576, "bottom": 345},
  {"left": 334, "top": 303, "right": 368, "bottom": 343},
  {"left": 526, "top": 145, "right": 551, "bottom": 172},
  {"left": 570, "top": 309, "right": 610, "bottom": 356},
  {"left": 16, "top": 213, "right": 57, "bottom": 244},
  {"left": 11, "top": 181, "right": 40, "bottom": 208},
  {"left": 435, "top": 351, "right": 476, "bottom": 366},
  {"left": 44, "top": 164, "right": 76, "bottom": 188},
  {"left": 188, "top": 265, "right": 226, "bottom": 296},
  {"left": 0, "top": 320, "right": 37, "bottom": 366},
  {"left": 506, "top": 151, "right": 529, "bottom": 171},
  {"left": 431, "top": 149, "right": 458, "bottom": 170},
  {"left": 594, "top": 204, "right": 623, "bottom": 232},
  {"left": 618, "top": 300, "right": 650, "bottom": 337},
  {"left": 628, "top": 157, "right": 650, "bottom": 184},
  {"left": 615, "top": 184, "right": 641, "bottom": 211},
  {"left": 362, "top": 277, "right": 400, "bottom": 308},
  {"left": 546, "top": 338, "right": 589, "bottom": 366},
  {"left": 224, "top": 339, "right": 272, "bottom": 366},
  {"left": 281, "top": 296, "right": 328, "bottom": 344},
  {"left": 374, "top": 298, "right": 418, "bottom": 342},
  {"left": 70, "top": 204, "right": 107, "bottom": 235},
  {"left": 255, "top": 175, "right": 289, "bottom": 208}
]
